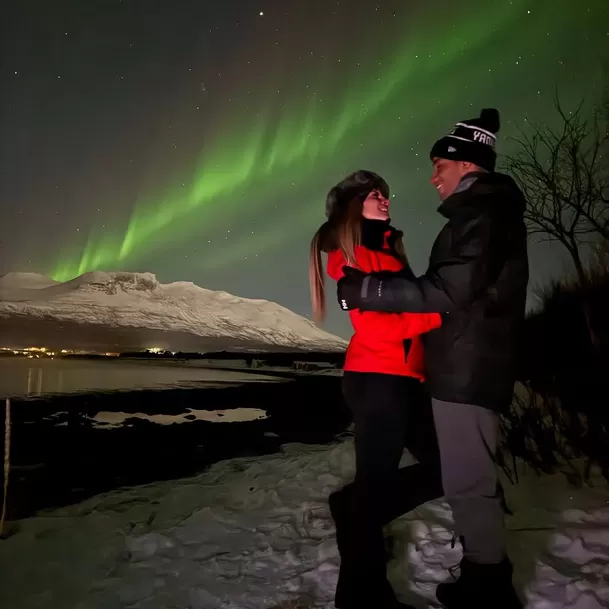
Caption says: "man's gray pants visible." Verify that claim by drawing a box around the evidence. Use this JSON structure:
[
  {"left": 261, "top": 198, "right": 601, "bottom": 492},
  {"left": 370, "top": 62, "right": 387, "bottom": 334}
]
[{"left": 431, "top": 398, "right": 506, "bottom": 564}]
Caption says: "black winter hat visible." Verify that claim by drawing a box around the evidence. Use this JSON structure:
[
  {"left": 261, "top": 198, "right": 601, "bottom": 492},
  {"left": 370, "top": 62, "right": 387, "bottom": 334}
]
[
  {"left": 325, "top": 170, "right": 389, "bottom": 218},
  {"left": 430, "top": 108, "right": 501, "bottom": 172}
]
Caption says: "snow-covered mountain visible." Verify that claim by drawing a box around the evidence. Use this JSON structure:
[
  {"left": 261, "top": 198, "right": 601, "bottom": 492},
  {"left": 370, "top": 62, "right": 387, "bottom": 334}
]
[{"left": 0, "top": 271, "right": 347, "bottom": 353}]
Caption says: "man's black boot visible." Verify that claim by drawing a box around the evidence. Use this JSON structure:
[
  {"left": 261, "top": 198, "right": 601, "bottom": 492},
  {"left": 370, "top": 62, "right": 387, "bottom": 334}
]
[{"left": 436, "top": 556, "right": 522, "bottom": 609}]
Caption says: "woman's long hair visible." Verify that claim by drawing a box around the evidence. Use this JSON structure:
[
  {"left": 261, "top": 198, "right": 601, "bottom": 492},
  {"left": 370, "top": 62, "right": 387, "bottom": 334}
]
[
  {"left": 309, "top": 194, "right": 412, "bottom": 323},
  {"left": 309, "top": 196, "right": 364, "bottom": 323}
]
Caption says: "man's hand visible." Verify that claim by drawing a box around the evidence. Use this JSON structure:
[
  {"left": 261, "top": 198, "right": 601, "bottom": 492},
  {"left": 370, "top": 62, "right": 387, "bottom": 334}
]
[{"left": 336, "top": 266, "right": 367, "bottom": 310}]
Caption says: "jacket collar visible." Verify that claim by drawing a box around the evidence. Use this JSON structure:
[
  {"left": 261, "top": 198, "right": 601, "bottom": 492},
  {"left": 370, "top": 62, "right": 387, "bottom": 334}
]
[
  {"left": 437, "top": 172, "right": 483, "bottom": 219},
  {"left": 361, "top": 219, "right": 402, "bottom": 251},
  {"left": 437, "top": 170, "right": 526, "bottom": 220}
]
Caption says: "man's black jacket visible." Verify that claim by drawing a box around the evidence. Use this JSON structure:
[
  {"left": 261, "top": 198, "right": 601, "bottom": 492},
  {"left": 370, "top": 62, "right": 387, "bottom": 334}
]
[{"left": 339, "top": 171, "right": 529, "bottom": 412}]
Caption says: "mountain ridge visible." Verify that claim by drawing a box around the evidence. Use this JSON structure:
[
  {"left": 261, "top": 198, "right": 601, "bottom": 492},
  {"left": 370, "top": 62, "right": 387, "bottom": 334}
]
[{"left": 0, "top": 271, "right": 346, "bottom": 353}]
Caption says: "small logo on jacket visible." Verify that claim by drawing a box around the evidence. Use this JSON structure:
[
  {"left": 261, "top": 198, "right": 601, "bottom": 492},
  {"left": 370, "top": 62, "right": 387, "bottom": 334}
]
[{"left": 340, "top": 299, "right": 348, "bottom": 310}]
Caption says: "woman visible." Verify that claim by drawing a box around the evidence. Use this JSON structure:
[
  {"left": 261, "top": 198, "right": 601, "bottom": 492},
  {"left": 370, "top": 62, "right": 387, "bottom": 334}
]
[{"left": 309, "top": 170, "right": 444, "bottom": 609}]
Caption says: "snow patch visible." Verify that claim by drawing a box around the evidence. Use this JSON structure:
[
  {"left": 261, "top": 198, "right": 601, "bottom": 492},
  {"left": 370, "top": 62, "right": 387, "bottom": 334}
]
[{"left": 91, "top": 407, "right": 268, "bottom": 428}]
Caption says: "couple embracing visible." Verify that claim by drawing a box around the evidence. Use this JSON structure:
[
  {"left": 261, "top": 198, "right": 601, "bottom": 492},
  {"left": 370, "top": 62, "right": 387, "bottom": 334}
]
[{"left": 309, "top": 108, "right": 529, "bottom": 609}]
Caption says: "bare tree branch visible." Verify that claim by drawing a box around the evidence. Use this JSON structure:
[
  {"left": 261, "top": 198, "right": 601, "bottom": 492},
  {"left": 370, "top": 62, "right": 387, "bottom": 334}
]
[{"left": 503, "top": 96, "right": 609, "bottom": 284}]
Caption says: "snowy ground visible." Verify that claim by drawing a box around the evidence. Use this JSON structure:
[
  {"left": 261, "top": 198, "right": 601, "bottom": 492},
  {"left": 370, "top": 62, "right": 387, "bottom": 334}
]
[{"left": 1, "top": 437, "right": 608, "bottom": 609}]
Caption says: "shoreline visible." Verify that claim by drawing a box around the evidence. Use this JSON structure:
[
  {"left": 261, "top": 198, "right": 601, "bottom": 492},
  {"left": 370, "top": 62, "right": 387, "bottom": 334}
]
[{"left": 3, "top": 374, "right": 350, "bottom": 520}]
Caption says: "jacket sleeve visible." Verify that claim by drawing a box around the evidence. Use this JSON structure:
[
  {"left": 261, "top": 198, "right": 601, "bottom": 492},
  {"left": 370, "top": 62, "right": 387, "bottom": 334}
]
[
  {"left": 328, "top": 252, "right": 442, "bottom": 339},
  {"left": 350, "top": 308, "right": 442, "bottom": 342},
  {"left": 357, "top": 214, "right": 496, "bottom": 313}
]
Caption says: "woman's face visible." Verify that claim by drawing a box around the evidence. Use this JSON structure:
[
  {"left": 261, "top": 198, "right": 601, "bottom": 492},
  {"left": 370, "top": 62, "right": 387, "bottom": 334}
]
[{"left": 362, "top": 189, "right": 390, "bottom": 221}]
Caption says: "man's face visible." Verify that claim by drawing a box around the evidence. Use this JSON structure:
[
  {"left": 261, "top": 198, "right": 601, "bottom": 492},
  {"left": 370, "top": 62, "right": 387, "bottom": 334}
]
[{"left": 430, "top": 158, "right": 474, "bottom": 200}]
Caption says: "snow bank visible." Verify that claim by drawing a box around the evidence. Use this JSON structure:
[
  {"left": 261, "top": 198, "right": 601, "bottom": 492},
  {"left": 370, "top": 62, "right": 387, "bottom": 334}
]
[{"left": 1, "top": 438, "right": 608, "bottom": 609}]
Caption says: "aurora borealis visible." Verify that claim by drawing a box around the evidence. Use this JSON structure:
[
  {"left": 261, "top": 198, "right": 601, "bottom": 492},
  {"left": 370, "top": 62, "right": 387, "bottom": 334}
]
[{"left": 2, "top": 0, "right": 607, "bottom": 336}]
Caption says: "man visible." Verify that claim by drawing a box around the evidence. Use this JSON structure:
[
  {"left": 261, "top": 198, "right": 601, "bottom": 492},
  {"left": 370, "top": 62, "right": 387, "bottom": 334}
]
[{"left": 336, "top": 108, "right": 529, "bottom": 609}]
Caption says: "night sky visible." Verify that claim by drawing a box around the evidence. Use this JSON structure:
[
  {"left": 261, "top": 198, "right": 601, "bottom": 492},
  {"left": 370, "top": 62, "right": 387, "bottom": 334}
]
[{"left": 1, "top": 0, "right": 607, "bottom": 337}]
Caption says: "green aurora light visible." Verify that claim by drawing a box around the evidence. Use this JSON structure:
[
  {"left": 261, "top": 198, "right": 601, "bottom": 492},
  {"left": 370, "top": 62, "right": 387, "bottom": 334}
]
[{"left": 50, "top": 0, "right": 600, "bottom": 280}]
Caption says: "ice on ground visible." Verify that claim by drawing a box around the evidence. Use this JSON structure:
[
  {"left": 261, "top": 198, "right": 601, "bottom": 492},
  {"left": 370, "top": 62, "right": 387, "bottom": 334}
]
[
  {"left": 91, "top": 407, "right": 269, "bottom": 428},
  {"left": 1, "top": 438, "right": 608, "bottom": 609}
]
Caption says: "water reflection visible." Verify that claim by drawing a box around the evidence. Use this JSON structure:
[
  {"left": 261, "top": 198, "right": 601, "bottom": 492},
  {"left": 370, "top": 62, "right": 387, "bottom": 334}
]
[
  {"left": 1, "top": 358, "right": 282, "bottom": 398},
  {"left": 25, "top": 366, "right": 55, "bottom": 396}
]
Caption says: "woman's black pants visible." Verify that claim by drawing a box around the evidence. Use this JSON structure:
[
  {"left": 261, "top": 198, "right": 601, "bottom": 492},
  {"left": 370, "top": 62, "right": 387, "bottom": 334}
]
[{"left": 330, "top": 371, "right": 444, "bottom": 608}]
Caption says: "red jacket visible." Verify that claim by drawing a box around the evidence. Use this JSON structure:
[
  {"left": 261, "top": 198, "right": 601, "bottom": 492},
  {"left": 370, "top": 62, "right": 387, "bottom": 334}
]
[{"left": 326, "top": 221, "right": 441, "bottom": 380}]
